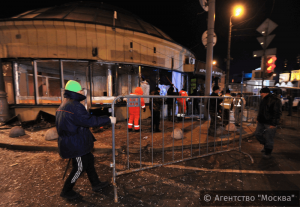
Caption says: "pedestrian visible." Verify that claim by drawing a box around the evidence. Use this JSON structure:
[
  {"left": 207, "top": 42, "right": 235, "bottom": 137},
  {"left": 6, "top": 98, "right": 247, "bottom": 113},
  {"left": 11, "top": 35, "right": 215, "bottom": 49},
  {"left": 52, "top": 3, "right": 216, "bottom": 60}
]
[
  {"left": 191, "top": 88, "right": 200, "bottom": 115},
  {"left": 208, "top": 85, "right": 222, "bottom": 136},
  {"left": 140, "top": 76, "right": 150, "bottom": 104},
  {"left": 176, "top": 87, "right": 189, "bottom": 122},
  {"left": 220, "top": 89, "right": 233, "bottom": 126},
  {"left": 167, "top": 84, "right": 178, "bottom": 121},
  {"left": 150, "top": 87, "right": 162, "bottom": 132},
  {"left": 234, "top": 93, "right": 246, "bottom": 127},
  {"left": 128, "top": 87, "right": 146, "bottom": 132},
  {"left": 56, "top": 80, "right": 116, "bottom": 200},
  {"left": 255, "top": 87, "right": 282, "bottom": 159}
]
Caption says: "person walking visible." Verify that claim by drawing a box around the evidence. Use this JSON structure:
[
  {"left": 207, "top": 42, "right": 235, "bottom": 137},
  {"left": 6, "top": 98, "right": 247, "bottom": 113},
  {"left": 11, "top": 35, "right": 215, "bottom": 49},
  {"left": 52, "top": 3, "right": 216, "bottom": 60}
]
[
  {"left": 150, "top": 87, "right": 162, "bottom": 132},
  {"left": 167, "top": 84, "right": 178, "bottom": 121},
  {"left": 255, "top": 87, "right": 282, "bottom": 159},
  {"left": 220, "top": 89, "right": 233, "bottom": 126},
  {"left": 56, "top": 80, "right": 116, "bottom": 200},
  {"left": 128, "top": 87, "right": 146, "bottom": 132},
  {"left": 177, "top": 88, "right": 189, "bottom": 122},
  {"left": 192, "top": 88, "right": 200, "bottom": 115},
  {"left": 234, "top": 93, "right": 246, "bottom": 127},
  {"left": 208, "top": 85, "right": 222, "bottom": 136}
]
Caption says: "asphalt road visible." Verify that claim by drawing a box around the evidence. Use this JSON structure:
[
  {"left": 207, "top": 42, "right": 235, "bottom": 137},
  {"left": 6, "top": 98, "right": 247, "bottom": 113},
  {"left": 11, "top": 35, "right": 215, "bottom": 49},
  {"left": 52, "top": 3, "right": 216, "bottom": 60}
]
[{"left": 0, "top": 126, "right": 299, "bottom": 206}]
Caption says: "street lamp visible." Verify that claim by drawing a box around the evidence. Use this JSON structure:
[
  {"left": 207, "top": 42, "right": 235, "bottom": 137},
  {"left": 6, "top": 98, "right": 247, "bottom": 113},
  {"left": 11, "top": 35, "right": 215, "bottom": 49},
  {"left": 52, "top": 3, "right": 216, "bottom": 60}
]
[
  {"left": 225, "top": 5, "right": 244, "bottom": 89},
  {"left": 213, "top": 60, "right": 217, "bottom": 65}
]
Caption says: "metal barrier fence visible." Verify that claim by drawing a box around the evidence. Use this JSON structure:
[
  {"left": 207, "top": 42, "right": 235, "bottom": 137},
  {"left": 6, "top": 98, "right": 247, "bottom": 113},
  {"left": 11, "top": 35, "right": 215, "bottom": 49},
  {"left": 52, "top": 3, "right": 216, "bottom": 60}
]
[{"left": 111, "top": 95, "right": 253, "bottom": 203}]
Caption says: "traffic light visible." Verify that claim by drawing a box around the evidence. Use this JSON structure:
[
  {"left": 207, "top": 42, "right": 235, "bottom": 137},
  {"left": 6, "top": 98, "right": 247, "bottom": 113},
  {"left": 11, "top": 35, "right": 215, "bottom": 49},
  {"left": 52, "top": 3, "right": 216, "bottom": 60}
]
[
  {"left": 264, "top": 56, "right": 276, "bottom": 78},
  {"left": 266, "top": 56, "right": 277, "bottom": 73}
]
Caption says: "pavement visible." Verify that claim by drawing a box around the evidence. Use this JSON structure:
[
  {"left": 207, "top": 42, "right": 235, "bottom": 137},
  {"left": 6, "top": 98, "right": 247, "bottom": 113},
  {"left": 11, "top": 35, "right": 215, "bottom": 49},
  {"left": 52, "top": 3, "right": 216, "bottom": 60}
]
[{"left": 0, "top": 118, "right": 256, "bottom": 154}]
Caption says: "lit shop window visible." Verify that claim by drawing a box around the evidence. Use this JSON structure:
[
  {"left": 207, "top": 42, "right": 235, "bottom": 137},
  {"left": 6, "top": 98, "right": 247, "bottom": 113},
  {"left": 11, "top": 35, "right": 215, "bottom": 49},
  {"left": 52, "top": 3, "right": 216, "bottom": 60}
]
[
  {"left": 36, "top": 61, "right": 61, "bottom": 105},
  {"left": 2, "top": 62, "right": 15, "bottom": 104},
  {"left": 13, "top": 61, "right": 35, "bottom": 104}
]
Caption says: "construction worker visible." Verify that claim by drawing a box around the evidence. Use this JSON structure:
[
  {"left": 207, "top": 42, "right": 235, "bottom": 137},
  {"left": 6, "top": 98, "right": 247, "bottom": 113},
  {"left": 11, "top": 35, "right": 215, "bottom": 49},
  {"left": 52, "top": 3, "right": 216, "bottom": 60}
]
[
  {"left": 128, "top": 87, "right": 146, "bottom": 132},
  {"left": 177, "top": 88, "right": 189, "bottom": 122}
]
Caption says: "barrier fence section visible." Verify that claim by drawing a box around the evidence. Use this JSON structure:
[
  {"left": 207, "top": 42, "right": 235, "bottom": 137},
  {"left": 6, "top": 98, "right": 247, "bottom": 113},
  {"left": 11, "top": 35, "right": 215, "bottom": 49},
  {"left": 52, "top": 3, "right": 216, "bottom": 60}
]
[{"left": 111, "top": 95, "right": 253, "bottom": 203}]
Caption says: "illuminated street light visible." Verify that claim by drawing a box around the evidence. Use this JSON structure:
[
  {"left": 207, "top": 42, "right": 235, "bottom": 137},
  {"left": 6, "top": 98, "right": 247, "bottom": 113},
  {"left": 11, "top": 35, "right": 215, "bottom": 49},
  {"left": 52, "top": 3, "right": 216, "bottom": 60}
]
[
  {"left": 226, "top": 5, "right": 244, "bottom": 88},
  {"left": 213, "top": 60, "right": 217, "bottom": 65}
]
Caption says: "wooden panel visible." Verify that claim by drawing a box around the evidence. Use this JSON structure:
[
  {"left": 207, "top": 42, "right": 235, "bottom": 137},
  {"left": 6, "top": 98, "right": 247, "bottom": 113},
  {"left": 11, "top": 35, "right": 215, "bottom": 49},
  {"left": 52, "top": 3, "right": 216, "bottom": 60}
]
[
  {"left": 95, "top": 25, "right": 106, "bottom": 61},
  {"left": 44, "top": 21, "right": 57, "bottom": 58},
  {"left": 5, "top": 21, "right": 20, "bottom": 57},
  {"left": 140, "top": 39, "right": 148, "bottom": 65},
  {"left": 75, "top": 22, "right": 87, "bottom": 59},
  {"left": 64, "top": 21, "right": 77, "bottom": 59},
  {"left": 115, "top": 28, "right": 125, "bottom": 62},
  {"left": 24, "top": 21, "right": 38, "bottom": 57},
  {"left": 106, "top": 27, "right": 115, "bottom": 61},
  {"left": 54, "top": 21, "right": 67, "bottom": 58},
  {"left": 132, "top": 33, "right": 141, "bottom": 63},
  {"left": 86, "top": 24, "right": 97, "bottom": 60},
  {"left": 34, "top": 21, "right": 48, "bottom": 58},
  {"left": 123, "top": 30, "right": 132, "bottom": 63},
  {"left": 14, "top": 21, "right": 29, "bottom": 58}
]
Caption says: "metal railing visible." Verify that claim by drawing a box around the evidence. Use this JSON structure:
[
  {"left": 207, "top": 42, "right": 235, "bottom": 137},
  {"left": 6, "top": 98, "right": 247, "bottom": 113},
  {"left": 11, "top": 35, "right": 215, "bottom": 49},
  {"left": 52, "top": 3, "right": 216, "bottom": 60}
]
[{"left": 111, "top": 95, "right": 253, "bottom": 203}]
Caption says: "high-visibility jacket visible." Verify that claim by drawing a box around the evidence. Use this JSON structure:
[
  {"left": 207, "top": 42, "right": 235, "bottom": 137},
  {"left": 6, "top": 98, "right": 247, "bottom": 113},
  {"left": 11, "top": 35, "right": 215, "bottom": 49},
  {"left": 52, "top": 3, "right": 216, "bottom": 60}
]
[
  {"left": 177, "top": 90, "right": 189, "bottom": 115},
  {"left": 128, "top": 87, "right": 145, "bottom": 130},
  {"left": 221, "top": 94, "right": 233, "bottom": 110}
]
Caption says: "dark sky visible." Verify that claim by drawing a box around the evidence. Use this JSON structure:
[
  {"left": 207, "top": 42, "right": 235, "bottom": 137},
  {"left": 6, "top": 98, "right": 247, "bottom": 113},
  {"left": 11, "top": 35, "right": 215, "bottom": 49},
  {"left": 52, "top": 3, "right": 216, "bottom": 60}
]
[{"left": 0, "top": 0, "right": 299, "bottom": 78}]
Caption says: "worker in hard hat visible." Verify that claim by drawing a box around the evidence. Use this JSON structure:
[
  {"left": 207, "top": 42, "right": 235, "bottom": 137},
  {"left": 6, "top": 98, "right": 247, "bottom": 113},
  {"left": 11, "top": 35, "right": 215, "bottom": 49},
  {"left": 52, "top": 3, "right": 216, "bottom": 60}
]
[
  {"left": 56, "top": 80, "right": 116, "bottom": 200},
  {"left": 128, "top": 87, "right": 146, "bottom": 132}
]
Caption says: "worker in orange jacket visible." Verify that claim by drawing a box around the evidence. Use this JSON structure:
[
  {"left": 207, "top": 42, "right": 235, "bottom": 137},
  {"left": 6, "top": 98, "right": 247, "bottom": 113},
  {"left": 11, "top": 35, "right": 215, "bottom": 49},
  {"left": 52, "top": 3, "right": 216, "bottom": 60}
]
[
  {"left": 177, "top": 88, "right": 189, "bottom": 121},
  {"left": 128, "top": 87, "right": 146, "bottom": 131}
]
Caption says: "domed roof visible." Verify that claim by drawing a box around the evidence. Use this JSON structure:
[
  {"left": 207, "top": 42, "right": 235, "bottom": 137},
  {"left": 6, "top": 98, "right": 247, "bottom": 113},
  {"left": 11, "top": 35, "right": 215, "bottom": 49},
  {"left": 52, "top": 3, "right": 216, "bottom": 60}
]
[{"left": 8, "top": 1, "right": 173, "bottom": 41}]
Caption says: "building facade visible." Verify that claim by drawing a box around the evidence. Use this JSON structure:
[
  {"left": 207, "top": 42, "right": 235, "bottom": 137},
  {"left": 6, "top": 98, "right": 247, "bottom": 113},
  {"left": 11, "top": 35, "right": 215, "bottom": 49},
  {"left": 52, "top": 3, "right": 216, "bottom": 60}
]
[{"left": 0, "top": 2, "right": 195, "bottom": 121}]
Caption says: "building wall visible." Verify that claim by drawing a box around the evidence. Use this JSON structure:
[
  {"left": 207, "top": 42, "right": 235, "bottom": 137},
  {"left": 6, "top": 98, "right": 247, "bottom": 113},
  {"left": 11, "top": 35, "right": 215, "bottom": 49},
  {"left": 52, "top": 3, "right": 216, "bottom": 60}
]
[{"left": 0, "top": 20, "right": 194, "bottom": 72}]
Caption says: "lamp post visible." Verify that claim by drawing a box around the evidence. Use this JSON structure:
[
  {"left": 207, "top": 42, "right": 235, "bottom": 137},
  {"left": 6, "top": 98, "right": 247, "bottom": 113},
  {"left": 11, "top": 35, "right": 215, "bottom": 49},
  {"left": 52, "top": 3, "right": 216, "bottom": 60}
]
[{"left": 225, "top": 6, "right": 243, "bottom": 89}]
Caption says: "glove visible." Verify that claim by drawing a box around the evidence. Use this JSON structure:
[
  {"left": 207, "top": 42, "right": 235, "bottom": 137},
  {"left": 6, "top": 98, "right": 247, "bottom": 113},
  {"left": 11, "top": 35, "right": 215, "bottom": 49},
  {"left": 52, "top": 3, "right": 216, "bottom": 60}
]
[
  {"left": 143, "top": 108, "right": 146, "bottom": 112},
  {"left": 109, "top": 116, "right": 116, "bottom": 124}
]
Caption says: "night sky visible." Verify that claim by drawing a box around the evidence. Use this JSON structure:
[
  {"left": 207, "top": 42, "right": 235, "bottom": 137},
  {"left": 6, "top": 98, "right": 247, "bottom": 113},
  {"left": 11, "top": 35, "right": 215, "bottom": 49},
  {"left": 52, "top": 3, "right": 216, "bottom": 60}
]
[{"left": 0, "top": 0, "right": 299, "bottom": 81}]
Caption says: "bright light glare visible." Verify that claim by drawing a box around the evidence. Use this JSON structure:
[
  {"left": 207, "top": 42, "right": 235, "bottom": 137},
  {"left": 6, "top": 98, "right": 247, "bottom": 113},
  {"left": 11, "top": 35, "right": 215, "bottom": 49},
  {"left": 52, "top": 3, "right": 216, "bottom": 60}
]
[
  {"left": 213, "top": 60, "right": 216, "bottom": 65},
  {"left": 234, "top": 6, "right": 243, "bottom": 16}
]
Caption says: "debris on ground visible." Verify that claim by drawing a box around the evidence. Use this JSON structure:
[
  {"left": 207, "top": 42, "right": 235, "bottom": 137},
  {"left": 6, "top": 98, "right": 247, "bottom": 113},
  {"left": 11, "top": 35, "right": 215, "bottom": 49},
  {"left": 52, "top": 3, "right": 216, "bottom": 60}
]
[
  {"left": 9, "top": 126, "right": 25, "bottom": 138},
  {"left": 21, "top": 111, "right": 56, "bottom": 131}
]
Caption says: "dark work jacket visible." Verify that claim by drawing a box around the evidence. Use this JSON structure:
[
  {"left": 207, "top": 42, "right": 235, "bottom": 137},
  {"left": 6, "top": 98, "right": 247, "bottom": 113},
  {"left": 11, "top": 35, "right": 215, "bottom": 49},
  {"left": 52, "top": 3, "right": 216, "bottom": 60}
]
[
  {"left": 150, "top": 90, "right": 162, "bottom": 111},
  {"left": 166, "top": 87, "right": 178, "bottom": 105},
  {"left": 257, "top": 94, "right": 282, "bottom": 126},
  {"left": 56, "top": 90, "right": 111, "bottom": 159},
  {"left": 208, "top": 92, "right": 222, "bottom": 112}
]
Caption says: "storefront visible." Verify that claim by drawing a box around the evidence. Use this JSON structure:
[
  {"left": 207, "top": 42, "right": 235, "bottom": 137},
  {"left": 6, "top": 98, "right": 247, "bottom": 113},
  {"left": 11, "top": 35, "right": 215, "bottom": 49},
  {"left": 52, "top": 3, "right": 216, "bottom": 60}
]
[{"left": 0, "top": 2, "right": 195, "bottom": 121}]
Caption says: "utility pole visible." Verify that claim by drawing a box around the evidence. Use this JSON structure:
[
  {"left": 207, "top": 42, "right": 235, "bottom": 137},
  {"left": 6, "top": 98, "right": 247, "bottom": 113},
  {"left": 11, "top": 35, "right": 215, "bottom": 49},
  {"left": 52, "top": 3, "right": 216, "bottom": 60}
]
[{"left": 205, "top": 0, "right": 215, "bottom": 96}]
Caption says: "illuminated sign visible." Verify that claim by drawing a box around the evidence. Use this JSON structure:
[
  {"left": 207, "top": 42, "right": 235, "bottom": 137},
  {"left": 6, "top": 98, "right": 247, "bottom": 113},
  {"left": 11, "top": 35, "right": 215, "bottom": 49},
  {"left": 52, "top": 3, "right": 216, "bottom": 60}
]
[
  {"left": 279, "top": 73, "right": 290, "bottom": 82},
  {"left": 198, "top": 69, "right": 223, "bottom": 76},
  {"left": 291, "top": 70, "right": 300, "bottom": 81}
]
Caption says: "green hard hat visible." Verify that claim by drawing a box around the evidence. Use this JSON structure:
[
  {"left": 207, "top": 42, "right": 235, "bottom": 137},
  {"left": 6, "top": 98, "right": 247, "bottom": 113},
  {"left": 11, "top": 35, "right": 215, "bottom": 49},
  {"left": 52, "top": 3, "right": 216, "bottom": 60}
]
[{"left": 65, "top": 80, "right": 82, "bottom": 93}]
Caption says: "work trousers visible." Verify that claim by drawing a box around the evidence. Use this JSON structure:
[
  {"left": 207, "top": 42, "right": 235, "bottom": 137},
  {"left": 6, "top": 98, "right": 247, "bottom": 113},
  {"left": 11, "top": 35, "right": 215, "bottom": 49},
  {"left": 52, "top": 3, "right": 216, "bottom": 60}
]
[
  {"left": 152, "top": 110, "right": 161, "bottom": 131},
  {"left": 234, "top": 108, "right": 241, "bottom": 125},
  {"left": 61, "top": 152, "right": 100, "bottom": 193},
  {"left": 209, "top": 111, "right": 217, "bottom": 135},
  {"left": 128, "top": 114, "right": 140, "bottom": 130},
  {"left": 167, "top": 104, "right": 176, "bottom": 121},
  {"left": 255, "top": 122, "right": 276, "bottom": 153},
  {"left": 223, "top": 109, "right": 230, "bottom": 126}
]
